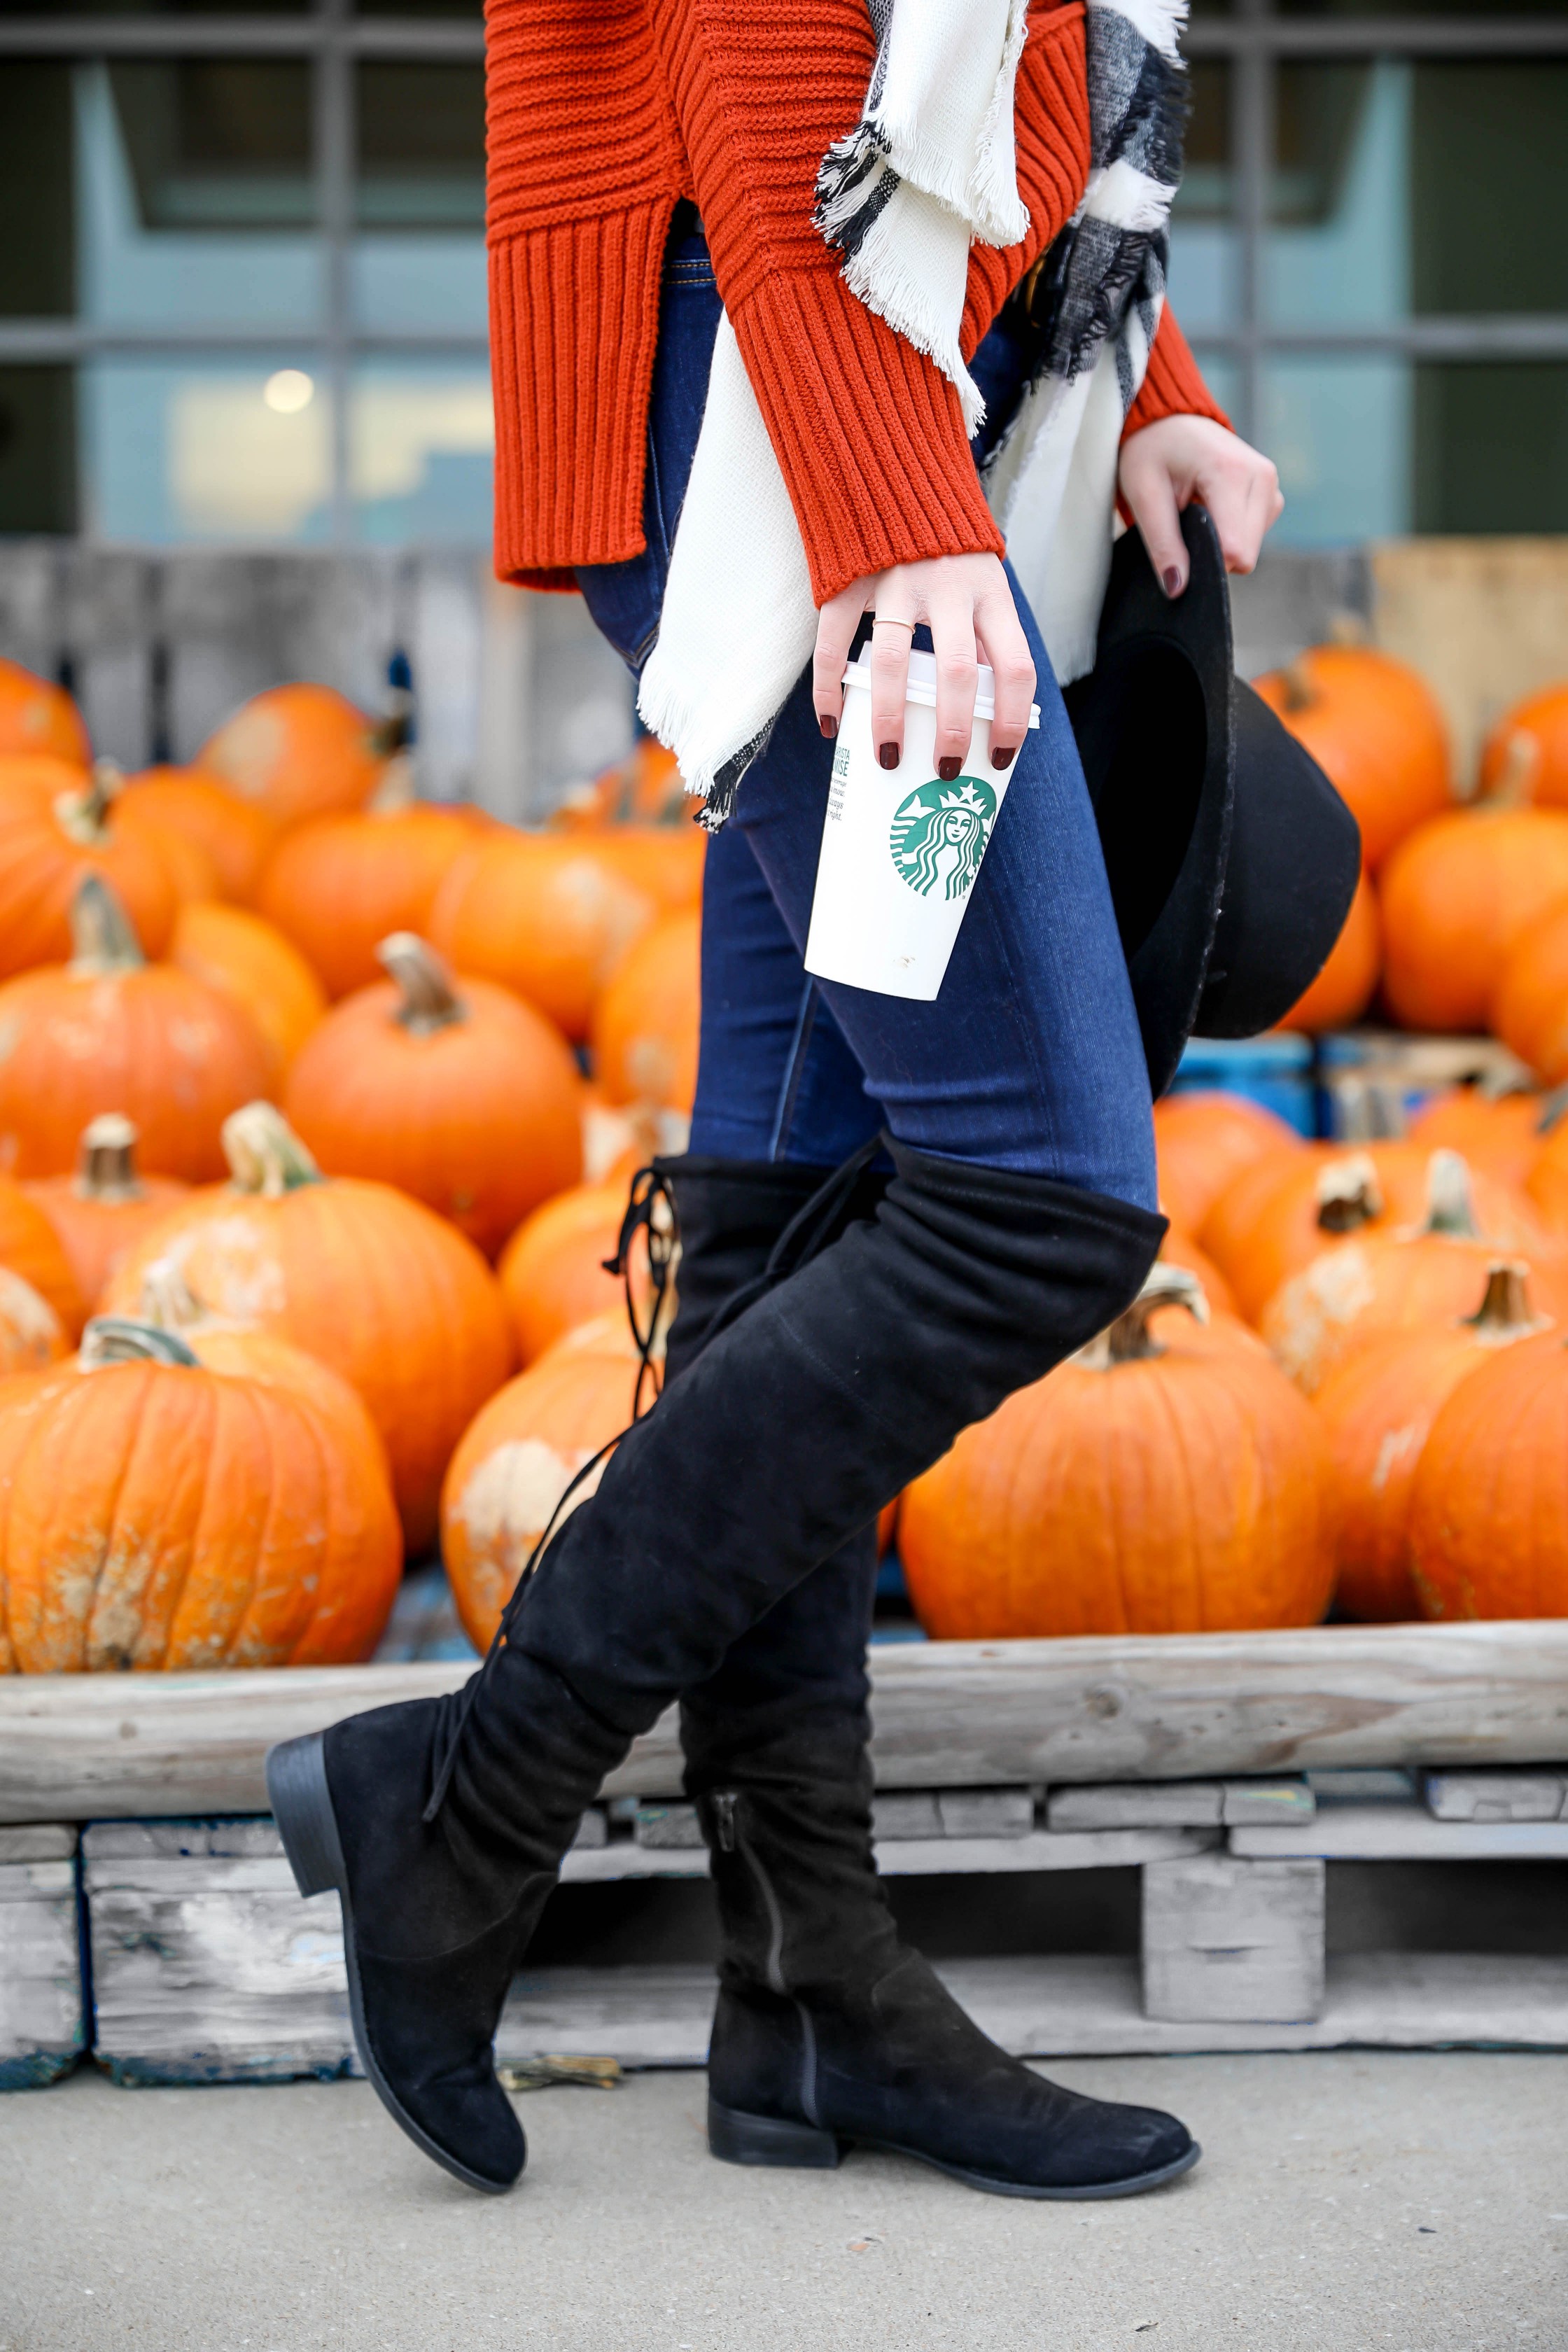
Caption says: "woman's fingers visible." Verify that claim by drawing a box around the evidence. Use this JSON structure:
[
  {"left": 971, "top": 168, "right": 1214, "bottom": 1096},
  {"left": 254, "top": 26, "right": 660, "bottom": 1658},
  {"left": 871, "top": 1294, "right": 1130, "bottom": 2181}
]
[
  {"left": 1121, "top": 436, "right": 1190, "bottom": 598},
  {"left": 927, "top": 587, "right": 980, "bottom": 778},
  {"left": 813, "top": 578, "right": 871, "bottom": 738},
  {"left": 869, "top": 582, "right": 918, "bottom": 767},
  {"left": 974, "top": 584, "right": 1035, "bottom": 769}
]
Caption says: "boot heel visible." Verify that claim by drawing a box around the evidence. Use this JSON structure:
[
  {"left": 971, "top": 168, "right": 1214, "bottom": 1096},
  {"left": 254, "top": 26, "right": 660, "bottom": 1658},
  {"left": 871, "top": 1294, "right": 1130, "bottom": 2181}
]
[
  {"left": 266, "top": 1732, "right": 344, "bottom": 1899},
  {"left": 708, "top": 2096, "right": 840, "bottom": 2170}
]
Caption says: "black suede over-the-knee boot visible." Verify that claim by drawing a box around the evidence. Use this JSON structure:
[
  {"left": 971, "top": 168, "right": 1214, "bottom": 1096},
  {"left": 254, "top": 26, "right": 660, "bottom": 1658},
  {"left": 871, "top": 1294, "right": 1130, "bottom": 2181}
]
[
  {"left": 269, "top": 1140, "right": 1165, "bottom": 2192},
  {"left": 669, "top": 1159, "right": 1198, "bottom": 2200}
]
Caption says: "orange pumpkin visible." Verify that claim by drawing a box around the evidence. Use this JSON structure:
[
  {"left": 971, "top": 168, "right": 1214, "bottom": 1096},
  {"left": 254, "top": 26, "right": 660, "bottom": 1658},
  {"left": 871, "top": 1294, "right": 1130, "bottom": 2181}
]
[
  {"left": 0, "top": 877, "right": 273, "bottom": 1183},
  {"left": 1492, "top": 895, "right": 1568, "bottom": 1086},
  {"left": 1153, "top": 1088, "right": 1306, "bottom": 1236},
  {"left": 1408, "top": 1325, "right": 1568, "bottom": 1621},
  {"left": 115, "top": 766, "right": 279, "bottom": 904},
  {"left": 0, "top": 1315, "right": 400, "bottom": 1672},
  {"left": 1201, "top": 1140, "right": 1540, "bottom": 1329},
  {"left": 0, "top": 659, "right": 90, "bottom": 768},
  {"left": 429, "top": 833, "right": 658, "bottom": 1042},
  {"left": 99, "top": 1102, "right": 514, "bottom": 1553},
  {"left": 1315, "top": 1261, "right": 1548, "bottom": 1623},
  {"left": 497, "top": 1180, "right": 655, "bottom": 1366},
  {"left": 0, "top": 757, "right": 181, "bottom": 973},
  {"left": 589, "top": 825, "right": 706, "bottom": 915},
  {"left": 1479, "top": 685, "right": 1568, "bottom": 812},
  {"left": 0, "top": 1178, "right": 85, "bottom": 1336},
  {"left": 1252, "top": 645, "right": 1450, "bottom": 872},
  {"left": 1264, "top": 1150, "right": 1568, "bottom": 1395},
  {"left": 0, "top": 1270, "right": 67, "bottom": 1379},
  {"left": 553, "top": 738, "right": 687, "bottom": 830},
  {"left": 169, "top": 899, "right": 328, "bottom": 1088},
  {"left": 23, "top": 1116, "right": 190, "bottom": 1310},
  {"left": 1378, "top": 806, "right": 1568, "bottom": 1035},
  {"left": 899, "top": 1265, "right": 1334, "bottom": 1639},
  {"left": 442, "top": 1311, "right": 654, "bottom": 1652},
  {"left": 591, "top": 907, "right": 701, "bottom": 1112},
  {"left": 1406, "top": 1085, "right": 1558, "bottom": 1194},
  {"left": 197, "top": 684, "right": 384, "bottom": 828},
  {"left": 1275, "top": 864, "right": 1381, "bottom": 1033},
  {"left": 255, "top": 803, "right": 477, "bottom": 998},
  {"left": 284, "top": 935, "right": 582, "bottom": 1257}
]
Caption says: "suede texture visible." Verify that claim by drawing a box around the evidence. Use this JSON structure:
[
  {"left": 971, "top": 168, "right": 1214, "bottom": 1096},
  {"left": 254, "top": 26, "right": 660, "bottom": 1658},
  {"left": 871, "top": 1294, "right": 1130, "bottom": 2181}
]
[{"left": 708, "top": 1960, "right": 1193, "bottom": 2190}]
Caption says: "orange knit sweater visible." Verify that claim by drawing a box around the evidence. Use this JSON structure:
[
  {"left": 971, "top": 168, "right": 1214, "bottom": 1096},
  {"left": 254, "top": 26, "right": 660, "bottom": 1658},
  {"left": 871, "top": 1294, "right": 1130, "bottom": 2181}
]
[{"left": 486, "top": 0, "right": 1226, "bottom": 599}]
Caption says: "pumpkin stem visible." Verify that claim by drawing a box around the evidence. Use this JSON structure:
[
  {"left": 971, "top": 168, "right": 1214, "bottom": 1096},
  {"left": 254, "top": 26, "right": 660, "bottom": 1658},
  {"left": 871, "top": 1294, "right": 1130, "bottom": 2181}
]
[
  {"left": 68, "top": 874, "right": 145, "bottom": 975},
  {"left": 52, "top": 757, "right": 122, "bottom": 847},
  {"left": 1487, "top": 729, "right": 1540, "bottom": 811},
  {"left": 1315, "top": 1153, "right": 1384, "bottom": 1234},
  {"left": 368, "top": 752, "right": 417, "bottom": 813},
  {"left": 1465, "top": 1259, "right": 1548, "bottom": 1344},
  {"left": 1422, "top": 1147, "right": 1478, "bottom": 1238},
  {"left": 1077, "top": 1261, "right": 1209, "bottom": 1370},
  {"left": 136, "top": 1257, "right": 204, "bottom": 1334},
  {"left": 377, "top": 932, "right": 465, "bottom": 1034},
  {"left": 76, "top": 1113, "right": 144, "bottom": 1203},
  {"left": 222, "top": 1101, "right": 322, "bottom": 1196},
  {"left": 1280, "top": 655, "right": 1317, "bottom": 715},
  {"left": 80, "top": 1316, "right": 201, "bottom": 1371}
]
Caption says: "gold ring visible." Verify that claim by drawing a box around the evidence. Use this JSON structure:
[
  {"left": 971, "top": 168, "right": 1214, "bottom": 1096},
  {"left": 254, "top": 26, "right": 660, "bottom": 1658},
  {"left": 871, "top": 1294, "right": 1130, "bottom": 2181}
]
[{"left": 872, "top": 615, "right": 916, "bottom": 633}]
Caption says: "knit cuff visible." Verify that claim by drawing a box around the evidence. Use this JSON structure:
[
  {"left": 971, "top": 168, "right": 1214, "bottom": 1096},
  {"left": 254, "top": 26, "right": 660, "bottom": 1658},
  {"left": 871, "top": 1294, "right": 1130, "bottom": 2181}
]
[
  {"left": 729, "top": 270, "right": 1005, "bottom": 609},
  {"left": 1121, "top": 307, "right": 1231, "bottom": 442}
]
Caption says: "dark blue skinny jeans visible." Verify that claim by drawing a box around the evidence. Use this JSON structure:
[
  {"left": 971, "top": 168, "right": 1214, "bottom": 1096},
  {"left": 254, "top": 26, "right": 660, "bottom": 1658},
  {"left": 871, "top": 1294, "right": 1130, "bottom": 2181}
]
[
  {"left": 575, "top": 225, "right": 1154, "bottom": 1779},
  {"left": 580, "top": 226, "right": 1157, "bottom": 1210}
]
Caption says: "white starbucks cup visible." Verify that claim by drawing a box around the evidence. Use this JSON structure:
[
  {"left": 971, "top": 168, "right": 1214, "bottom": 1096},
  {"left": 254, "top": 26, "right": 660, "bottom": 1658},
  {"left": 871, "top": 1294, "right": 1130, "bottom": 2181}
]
[{"left": 803, "top": 648, "right": 1040, "bottom": 1002}]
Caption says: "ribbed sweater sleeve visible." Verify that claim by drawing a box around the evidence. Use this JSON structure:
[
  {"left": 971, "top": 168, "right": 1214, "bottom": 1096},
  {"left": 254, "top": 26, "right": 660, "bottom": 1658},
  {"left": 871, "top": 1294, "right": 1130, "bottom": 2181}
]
[{"left": 654, "top": 0, "right": 1007, "bottom": 605}]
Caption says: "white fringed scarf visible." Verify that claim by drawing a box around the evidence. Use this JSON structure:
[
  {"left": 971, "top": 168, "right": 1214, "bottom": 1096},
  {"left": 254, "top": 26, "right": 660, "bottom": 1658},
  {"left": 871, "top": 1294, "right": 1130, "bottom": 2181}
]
[{"left": 636, "top": 0, "right": 1189, "bottom": 827}]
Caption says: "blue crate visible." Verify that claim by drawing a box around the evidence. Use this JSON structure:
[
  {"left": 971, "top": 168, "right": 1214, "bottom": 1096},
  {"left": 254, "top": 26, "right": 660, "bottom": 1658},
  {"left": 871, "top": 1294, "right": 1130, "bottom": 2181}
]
[{"left": 1166, "top": 1034, "right": 1315, "bottom": 1136}]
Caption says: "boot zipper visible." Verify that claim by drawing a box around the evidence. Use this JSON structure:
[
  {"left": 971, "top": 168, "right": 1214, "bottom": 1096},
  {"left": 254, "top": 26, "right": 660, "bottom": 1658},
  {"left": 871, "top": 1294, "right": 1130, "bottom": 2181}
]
[{"left": 713, "top": 1788, "right": 820, "bottom": 2127}]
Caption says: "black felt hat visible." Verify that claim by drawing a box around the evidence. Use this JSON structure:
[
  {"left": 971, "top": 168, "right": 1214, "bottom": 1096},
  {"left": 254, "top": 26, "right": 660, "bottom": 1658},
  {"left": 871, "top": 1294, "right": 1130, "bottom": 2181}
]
[{"left": 1064, "top": 503, "right": 1362, "bottom": 1100}]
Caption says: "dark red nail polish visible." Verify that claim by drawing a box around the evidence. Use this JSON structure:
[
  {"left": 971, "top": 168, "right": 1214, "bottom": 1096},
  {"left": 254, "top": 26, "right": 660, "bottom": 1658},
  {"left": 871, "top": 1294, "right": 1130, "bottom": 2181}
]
[
  {"left": 819, "top": 713, "right": 837, "bottom": 740},
  {"left": 990, "top": 744, "right": 1016, "bottom": 771},
  {"left": 937, "top": 756, "right": 962, "bottom": 782},
  {"left": 878, "top": 743, "right": 900, "bottom": 771},
  {"left": 1162, "top": 566, "right": 1184, "bottom": 598}
]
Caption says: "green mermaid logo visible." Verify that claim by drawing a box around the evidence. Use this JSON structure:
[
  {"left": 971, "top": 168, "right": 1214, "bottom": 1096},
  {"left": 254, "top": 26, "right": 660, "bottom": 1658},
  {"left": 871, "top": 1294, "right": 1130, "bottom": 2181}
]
[{"left": 889, "top": 775, "right": 997, "bottom": 901}]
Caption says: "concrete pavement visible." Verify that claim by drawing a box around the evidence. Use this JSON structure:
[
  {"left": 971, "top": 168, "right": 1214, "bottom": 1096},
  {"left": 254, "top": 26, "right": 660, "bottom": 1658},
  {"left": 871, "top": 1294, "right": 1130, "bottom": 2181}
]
[{"left": 2, "top": 2053, "right": 1566, "bottom": 2350}]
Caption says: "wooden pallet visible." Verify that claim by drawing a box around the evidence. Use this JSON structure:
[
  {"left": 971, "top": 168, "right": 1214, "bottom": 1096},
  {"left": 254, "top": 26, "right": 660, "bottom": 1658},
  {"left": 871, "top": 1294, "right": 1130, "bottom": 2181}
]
[
  {"left": 7, "top": 1620, "right": 1568, "bottom": 1822},
  {"left": 0, "top": 1827, "right": 83, "bottom": 2090}
]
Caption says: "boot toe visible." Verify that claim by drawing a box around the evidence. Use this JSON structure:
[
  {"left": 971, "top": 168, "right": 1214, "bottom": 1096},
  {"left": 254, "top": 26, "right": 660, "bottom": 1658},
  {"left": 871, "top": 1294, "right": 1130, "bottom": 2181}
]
[{"left": 398, "top": 2071, "right": 527, "bottom": 2193}]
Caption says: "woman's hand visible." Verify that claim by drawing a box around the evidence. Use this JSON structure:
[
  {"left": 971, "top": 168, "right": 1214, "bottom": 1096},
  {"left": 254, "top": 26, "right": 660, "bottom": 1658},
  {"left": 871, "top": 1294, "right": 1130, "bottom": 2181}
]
[
  {"left": 813, "top": 552, "right": 1035, "bottom": 778},
  {"left": 1118, "top": 415, "right": 1284, "bottom": 598}
]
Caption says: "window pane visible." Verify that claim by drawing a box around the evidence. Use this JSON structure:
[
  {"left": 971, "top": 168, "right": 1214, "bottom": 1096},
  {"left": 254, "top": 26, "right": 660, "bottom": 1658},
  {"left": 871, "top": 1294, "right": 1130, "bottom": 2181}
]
[
  {"left": 1415, "top": 364, "right": 1568, "bottom": 534},
  {"left": 1413, "top": 64, "right": 1568, "bottom": 316},
  {"left": 1167, "top": 59, "right": 1238, "bottom": 330},
  {"left": 78, "top": 64, "right": 323, "bottom": 331},
  {"left": 1260, "top": 357, "right": 1412, "bottom": 545},
  {"left": 109, "top": 59, "right": 313, "bottom": 230},
  {"left": 350, "top": 365, "right": 492, "bottom": 545},
  {"left": 0, "top": 66, "right": 74, "bottom": 317},
  {"left": 1280, "top": 0, "right": 1568, "bottom": 16},
  {"left": 356, "top": 64, "right": 484, "bottom": 230},
  {"left": 83, "top": 359, "right": 332, "bottom": 542},
  {"left": 0, "top": 368, "right": 76, "bottom": 533},
  {"left": 1266, "top": 62, "right": 1408, "bottom": 327},
  {"left": 0, "top": 0, "right": 307, "bottom": 17}
]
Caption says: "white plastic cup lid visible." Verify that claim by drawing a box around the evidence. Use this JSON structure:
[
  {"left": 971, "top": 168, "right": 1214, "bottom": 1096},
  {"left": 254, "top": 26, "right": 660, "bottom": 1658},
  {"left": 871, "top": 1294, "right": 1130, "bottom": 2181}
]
[{"left": 841, "top": 647, "right": 1040, "bottom": 729}]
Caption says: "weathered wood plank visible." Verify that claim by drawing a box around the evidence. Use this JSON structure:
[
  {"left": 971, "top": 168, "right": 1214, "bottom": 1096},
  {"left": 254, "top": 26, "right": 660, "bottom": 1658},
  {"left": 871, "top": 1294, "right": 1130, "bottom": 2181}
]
[
  {"left": 1142, "top": 1856, "right": 1325, "bottom": 2025},
  {"left": 6, "top": 1620, "right": 1568, "bottom": 1823},
  {"left": 0, "top": 1858, "right": 85, "bottom": 2088},
  {"left": 1423, "top": 1770, "right": 1567, "bottom": 1824},
  {"left": 1233, "top": 1805, "right": 1568, "bottom": 1860}
]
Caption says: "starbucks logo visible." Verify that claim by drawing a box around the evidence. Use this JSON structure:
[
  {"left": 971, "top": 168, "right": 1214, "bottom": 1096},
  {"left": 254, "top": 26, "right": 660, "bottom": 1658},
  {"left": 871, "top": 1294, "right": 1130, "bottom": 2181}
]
[{"left": 889, "top": 775, "right": 997, "bottom": 901}]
